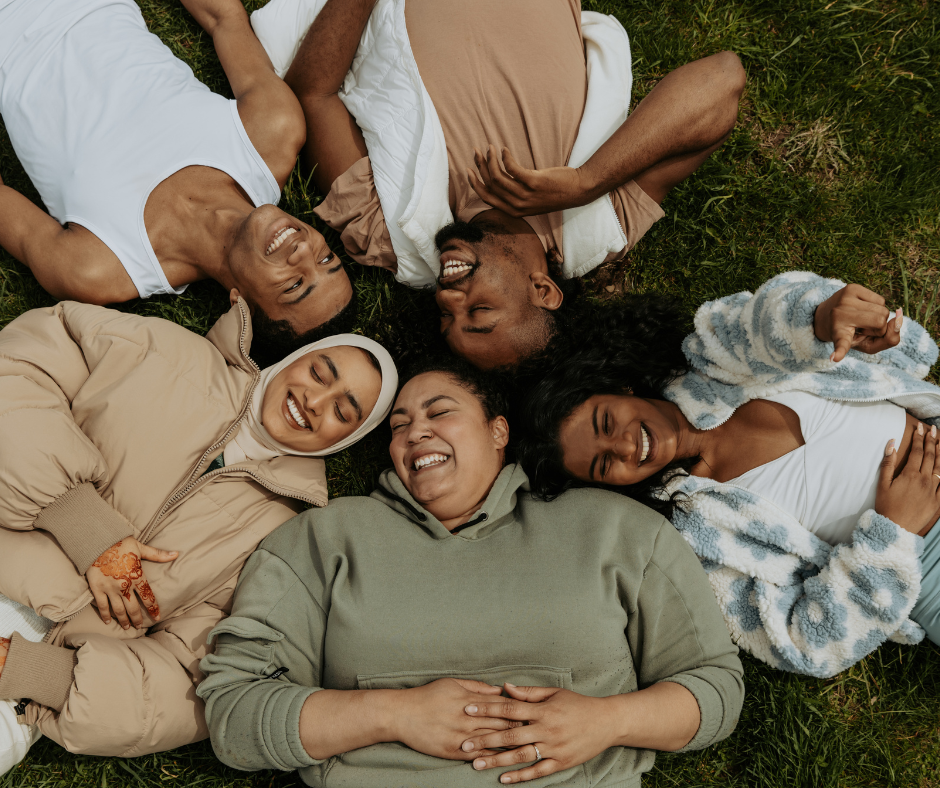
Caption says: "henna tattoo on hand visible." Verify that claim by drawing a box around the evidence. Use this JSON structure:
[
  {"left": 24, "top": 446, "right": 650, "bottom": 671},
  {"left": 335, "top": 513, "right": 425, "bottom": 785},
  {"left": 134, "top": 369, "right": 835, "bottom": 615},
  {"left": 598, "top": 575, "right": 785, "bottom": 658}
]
[
  {"left": 93, "top": 544, "right": 160, "bottom": 620},
  {"left": 0, "top": 636, "right": 10, "bottom": 675}
]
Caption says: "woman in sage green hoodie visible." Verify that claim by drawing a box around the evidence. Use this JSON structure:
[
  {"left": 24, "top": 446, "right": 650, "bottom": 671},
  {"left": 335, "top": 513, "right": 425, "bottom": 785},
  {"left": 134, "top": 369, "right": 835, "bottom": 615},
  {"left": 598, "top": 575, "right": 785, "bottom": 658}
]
[{"left": 198, "top": 358, "right": 744, "bottom": 788}]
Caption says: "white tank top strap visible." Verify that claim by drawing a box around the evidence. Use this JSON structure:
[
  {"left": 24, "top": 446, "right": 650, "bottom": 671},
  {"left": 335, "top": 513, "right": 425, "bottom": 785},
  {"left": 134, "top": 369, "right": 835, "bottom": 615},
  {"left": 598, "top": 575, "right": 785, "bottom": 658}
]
[{"left": 0, "top": 0, "right": 281, "bottom": 298}]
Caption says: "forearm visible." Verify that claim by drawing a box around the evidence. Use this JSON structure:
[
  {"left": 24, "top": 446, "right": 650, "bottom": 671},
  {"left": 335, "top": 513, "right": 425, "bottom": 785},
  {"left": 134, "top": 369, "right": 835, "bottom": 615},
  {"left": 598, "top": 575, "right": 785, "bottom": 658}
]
[
  {"left": 577, "top": 53, "right": 743, "bottom": 202},
  {"left": 299, "top": 688, "right": 399, "bottom": 759},
  {"left": 601, "top": 682, "right": 700, "bottom": 752},
  {"left": 286, "top": 0, "right": 376, "bottom": 99}
]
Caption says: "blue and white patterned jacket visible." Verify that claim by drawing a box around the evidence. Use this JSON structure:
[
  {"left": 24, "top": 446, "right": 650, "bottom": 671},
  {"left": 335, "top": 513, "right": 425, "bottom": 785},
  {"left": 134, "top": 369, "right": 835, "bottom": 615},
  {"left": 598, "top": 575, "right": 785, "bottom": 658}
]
[{"left": 662, "top": 271, "right": 940, "bottom": 677}]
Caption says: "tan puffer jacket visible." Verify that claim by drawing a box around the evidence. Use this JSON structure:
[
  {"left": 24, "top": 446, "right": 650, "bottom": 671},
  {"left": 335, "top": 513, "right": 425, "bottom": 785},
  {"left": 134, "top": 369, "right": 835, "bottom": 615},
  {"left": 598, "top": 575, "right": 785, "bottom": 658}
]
[{"left": 0, "top": 300, "right": 328, "bottom": 757}]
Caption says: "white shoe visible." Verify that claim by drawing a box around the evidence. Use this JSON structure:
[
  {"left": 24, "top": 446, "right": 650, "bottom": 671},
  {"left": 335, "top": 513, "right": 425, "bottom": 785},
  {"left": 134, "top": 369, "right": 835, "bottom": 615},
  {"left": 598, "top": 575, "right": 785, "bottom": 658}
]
[{"left": 0, "top": 698, "right": 40, "bottom": 776}]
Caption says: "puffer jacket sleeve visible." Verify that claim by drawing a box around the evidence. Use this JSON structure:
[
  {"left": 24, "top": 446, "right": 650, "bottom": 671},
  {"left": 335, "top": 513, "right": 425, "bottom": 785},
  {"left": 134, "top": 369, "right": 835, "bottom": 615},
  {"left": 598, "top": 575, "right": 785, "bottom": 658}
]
[
  {"left": 0, "top": 303, "right": 134, "bottom": 573},
  {"left": 198, "top": 548, "right": 326, "bottom": 772},
  {"left": 672, "top": 485, "right": 925, "bottom": 678}
]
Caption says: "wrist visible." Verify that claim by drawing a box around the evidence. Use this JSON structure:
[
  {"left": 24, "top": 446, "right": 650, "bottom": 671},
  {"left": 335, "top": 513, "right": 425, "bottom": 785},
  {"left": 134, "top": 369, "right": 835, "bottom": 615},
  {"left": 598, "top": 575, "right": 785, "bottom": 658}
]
[
  {"left": 372, "top": 689, "right": 406, "bottom": 744},
  {"left": 572, "top": 164, "right": 605, "bottom": 207},
  {"left": 595, "top": 694, "right": 636, "bottom": 750}
]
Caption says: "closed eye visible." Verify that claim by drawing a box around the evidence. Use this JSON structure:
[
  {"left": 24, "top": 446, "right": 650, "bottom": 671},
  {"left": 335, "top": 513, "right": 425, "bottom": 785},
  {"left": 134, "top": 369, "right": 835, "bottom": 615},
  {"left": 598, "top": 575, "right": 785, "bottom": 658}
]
[
  {"left": 310, "top": 363, "right": 324, "bottom": 384},
  {"left": 429, "top": 409, "right": 451, "bottom": 418},
  {"left": 603, "top": 411, "right": 611, "bottom": 436},
  {"left": 601, "top": 455, "right": 610, "bottom": 479},
  {"left": 391, "top": 421, "right": 408, "bottom": 431},
  {"left": 334, "top": 402, "right": 348, "bottom": 424}
]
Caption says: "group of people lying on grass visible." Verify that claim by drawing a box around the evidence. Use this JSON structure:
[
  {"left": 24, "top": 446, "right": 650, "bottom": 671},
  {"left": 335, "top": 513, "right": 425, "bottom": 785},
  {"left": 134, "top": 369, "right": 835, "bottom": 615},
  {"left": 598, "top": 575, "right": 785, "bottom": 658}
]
[{"left": 0, "top": 0, "right": 936, "bottom": 785}]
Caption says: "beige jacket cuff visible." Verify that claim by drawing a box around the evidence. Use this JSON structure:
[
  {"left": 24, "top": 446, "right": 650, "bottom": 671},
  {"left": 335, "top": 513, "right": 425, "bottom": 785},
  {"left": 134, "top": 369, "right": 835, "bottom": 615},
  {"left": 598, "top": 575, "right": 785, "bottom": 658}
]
[
  {"left": 0, "top": 633, "right": 77, "bottom": 711},
  {"left": 34, "top": 483, "right": 134, "bottom": 574}
]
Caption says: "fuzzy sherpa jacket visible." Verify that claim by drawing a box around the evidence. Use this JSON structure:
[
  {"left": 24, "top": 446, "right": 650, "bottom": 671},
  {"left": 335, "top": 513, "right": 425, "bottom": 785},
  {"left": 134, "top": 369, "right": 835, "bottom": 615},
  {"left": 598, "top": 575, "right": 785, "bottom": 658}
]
[{"left": 661, "top": 271, "right": 940, "bottom": 678}]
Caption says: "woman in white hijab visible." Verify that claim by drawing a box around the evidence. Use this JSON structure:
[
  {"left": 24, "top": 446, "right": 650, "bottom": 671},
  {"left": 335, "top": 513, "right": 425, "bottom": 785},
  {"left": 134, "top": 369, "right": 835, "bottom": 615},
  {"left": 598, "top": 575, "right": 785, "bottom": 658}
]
[{"left": 0, "top": 301, "right": 396, "bottom": 768}]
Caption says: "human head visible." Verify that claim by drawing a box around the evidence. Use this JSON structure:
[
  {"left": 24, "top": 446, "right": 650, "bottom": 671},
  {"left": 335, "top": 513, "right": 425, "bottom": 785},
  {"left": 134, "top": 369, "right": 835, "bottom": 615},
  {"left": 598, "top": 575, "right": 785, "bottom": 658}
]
[
  {"left": 226, "top": 334, "right": 398, "bottom": 465},
  {"left": 515, "top": 295, "right": 692, "bottom": 515},
  {"left": 226, "top": 205, "right": 355, "bottom": 365},
  {"left": 433, "top": 214, "right": 580, "bottom": 370},
  {"left": 389, "top": 356, "right": 509, "bottom": 529}
]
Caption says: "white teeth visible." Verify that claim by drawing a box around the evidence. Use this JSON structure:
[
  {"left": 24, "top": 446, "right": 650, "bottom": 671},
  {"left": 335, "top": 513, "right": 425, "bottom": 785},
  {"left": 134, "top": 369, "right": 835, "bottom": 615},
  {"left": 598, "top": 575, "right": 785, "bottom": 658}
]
[
  {"left": 639, "top": 425, "right": 649, "bottom": 463},
  {"left": 413, "top": 453, "right": 449, "bottom": 470},
  {"left": 287, "top": 395, "right": 308, "bottom": 428},
  {"left": 442, "top": 260, "right": 471, "bottom": 276},
  {"left": 266, "top": 227, "right": 298, "bottom": 255}
]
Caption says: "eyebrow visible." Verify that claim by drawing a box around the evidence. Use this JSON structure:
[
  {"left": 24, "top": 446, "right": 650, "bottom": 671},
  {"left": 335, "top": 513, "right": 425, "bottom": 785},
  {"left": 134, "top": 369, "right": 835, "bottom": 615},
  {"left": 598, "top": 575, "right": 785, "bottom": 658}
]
[
  {"left": 589, "top": 454, "right": 599, "bottom": 481},
  {"left": 588, "top": 405, "right": 600, "bottom": 480},
  {"left": 389, "top": 393, "right": 459, "bottom": 419},
  {"left": 592, "top": 405, "right": 599, "bottom": 437},
  {"left": 346, "top": 392, "right": 363, "bottom": 421},
  {"left": 287, "top": 263, "right": 343, "bottom": 306},
  {"left": 322, "top": 354, "right": 338, "bottom": 379}
]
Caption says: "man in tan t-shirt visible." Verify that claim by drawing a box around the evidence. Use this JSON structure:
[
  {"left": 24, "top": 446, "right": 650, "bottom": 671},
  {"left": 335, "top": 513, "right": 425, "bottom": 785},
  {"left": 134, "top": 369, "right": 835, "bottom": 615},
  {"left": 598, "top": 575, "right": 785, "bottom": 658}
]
[{"left": 289, "top": 0, "right": 745, "bottom": 369}]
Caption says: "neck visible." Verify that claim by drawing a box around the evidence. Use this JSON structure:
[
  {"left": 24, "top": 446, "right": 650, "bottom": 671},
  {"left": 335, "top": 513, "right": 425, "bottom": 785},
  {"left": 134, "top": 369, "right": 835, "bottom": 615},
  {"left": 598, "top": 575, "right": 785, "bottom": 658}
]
[
  {"left": 664, "top": 400, "right": 713, "bottom": 465},
  {"left": 198, "top": 203, "right": 252, "bottom": 290}
]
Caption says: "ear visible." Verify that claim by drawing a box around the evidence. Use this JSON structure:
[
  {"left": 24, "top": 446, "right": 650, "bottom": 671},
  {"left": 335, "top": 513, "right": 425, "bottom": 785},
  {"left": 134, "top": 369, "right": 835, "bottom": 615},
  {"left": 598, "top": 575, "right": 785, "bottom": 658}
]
[
  {"left": 529, "top": 271, "right": 564, "bottom": 311},
  {"left": 229, "top": 288, "right": 242, "bottom": 308},
  {"left": 491, "top": 415, "right": 510, "bottom": 449}
]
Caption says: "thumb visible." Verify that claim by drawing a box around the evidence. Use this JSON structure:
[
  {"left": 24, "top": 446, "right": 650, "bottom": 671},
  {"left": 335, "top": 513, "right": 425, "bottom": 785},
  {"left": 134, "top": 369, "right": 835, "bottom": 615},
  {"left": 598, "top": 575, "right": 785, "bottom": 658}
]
[
  {"left": 138, "top": 544, "right": 178, "bottom": 563},
  {"left": 503, "top": 683, "right": 558, "bottom": 702},
  {"left": 878, "top": 439, "right": 898, "bottom": 489},
  {"left": 501, "top": 148, "right": 527, "bottom": 180},
  {"left": 830, "top": 330, "right": 853, "bottom": 363}
]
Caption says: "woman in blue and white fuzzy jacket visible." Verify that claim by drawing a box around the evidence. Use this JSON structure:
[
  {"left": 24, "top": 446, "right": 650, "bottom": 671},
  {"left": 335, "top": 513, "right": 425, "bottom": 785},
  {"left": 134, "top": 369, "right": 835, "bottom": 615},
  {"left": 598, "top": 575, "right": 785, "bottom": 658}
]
[{"left": 518, "top": 271, "right": 940, "bottom": 678}]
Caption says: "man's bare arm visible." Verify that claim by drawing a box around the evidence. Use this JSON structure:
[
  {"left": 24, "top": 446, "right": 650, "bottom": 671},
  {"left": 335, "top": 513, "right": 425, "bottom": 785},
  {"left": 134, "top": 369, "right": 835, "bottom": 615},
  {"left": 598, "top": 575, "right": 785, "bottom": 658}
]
[
  {"left": 0, "top": 173, "right": 135, "bottom": 304},
  {"left": 180, "top": 0, "right": 306, "bottom": 187},
  {"left": 469, "top": 52, "right": 746, "bottom": 214},
  {"left": 284, "top": 0, "right": 375, "bottom": 195}
]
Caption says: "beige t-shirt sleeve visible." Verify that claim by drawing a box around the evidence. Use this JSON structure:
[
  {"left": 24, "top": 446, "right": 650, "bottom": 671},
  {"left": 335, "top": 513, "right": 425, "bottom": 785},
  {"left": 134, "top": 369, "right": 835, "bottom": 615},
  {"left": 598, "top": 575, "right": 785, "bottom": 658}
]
[
  {"left": 313, "top": 157, "right": 398, "bottom": 274},
  {"left": 604, "top": 180, "right": 667, "bottom": 263}
]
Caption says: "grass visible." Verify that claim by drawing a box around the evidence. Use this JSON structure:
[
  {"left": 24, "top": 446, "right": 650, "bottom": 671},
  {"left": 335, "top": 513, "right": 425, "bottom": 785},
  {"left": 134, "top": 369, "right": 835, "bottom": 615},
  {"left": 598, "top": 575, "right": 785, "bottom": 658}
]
[{"left": 1, "top": 0, "right": 939, "bottom": 785}]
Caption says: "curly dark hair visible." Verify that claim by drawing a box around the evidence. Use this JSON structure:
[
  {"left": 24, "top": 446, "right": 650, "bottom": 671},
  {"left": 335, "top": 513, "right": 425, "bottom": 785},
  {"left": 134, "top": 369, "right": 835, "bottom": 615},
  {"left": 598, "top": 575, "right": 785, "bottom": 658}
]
[
  {"left": 249, "top": 288, "right": 358, "bottom": 369},
  {"left": 515, "top": 293, "right": 695, "bottom": 517},
  {"left": 398, "top": 353, "right": 510, "bottom": 423}
]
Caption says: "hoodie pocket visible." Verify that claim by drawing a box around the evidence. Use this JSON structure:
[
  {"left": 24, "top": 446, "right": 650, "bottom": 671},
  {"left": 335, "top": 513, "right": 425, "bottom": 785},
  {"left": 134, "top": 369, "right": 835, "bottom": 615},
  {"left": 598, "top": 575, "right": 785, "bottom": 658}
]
[{"left": 356, "top": 664, "right": 573, "bottom": 690}]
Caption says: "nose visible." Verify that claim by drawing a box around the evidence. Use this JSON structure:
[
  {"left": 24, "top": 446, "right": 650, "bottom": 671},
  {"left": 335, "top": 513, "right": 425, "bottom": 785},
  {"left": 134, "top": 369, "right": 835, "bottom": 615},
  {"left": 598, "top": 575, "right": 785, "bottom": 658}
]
[
  {"left": 303, "top": 386, "right": 327, "bottom": 416},
  {"left": 406, "top": 418, "right": 433, "bottom": 444},
  {"left": 610, "top": 434, "right": 636, "bottom": 463}
]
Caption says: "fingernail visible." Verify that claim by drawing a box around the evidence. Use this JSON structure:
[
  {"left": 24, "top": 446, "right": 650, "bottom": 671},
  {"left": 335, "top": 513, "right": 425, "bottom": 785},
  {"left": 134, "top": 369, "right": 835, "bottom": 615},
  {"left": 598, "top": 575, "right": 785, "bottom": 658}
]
[
  {"left": 829, "top": 353, "right": 836, "bottom": 362},
  {"left": 919, "top": 423, "right": 925, "bottom": 435},
  {"left": 501, "top": 776, "right": 512, "bottom": 784},
  {"left": 897, "top": 308, "right": 903, "bottom": 329},
  {"left": 885, "top": 439, "right": 895, "bottom": 455},
  {"left": 505, "top": 683, "right": 517, "bottom": 688},
  {"left": 932, "top": 425, "right": 936, "bottom": 438},
  {"left": 473, "top": 759, "right": 486, "bottom": 770},
  {"left": 123, "top": 624, "right": 129, "bottom": 630},
  {"left": 104, "top": 619, "right": 110, "bottom": 625},
  {"left": 462, "top": 741, "right": 474, "bottom": 752},
  {"left": 465, "top": 705, "right": 477, "bottom": 714}
]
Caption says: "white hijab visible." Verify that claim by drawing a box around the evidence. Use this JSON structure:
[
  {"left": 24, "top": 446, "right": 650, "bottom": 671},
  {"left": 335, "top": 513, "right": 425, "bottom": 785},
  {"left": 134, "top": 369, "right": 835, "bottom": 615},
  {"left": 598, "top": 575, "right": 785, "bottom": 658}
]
[{"left": 223, "top": 334, "right": 398, "bottom": 466}]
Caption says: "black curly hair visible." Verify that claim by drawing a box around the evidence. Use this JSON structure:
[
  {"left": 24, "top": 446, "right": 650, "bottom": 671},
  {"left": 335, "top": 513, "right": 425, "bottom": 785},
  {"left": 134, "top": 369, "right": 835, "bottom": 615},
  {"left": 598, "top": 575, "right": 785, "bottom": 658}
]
[
  {"left": 397, "top": 353, "right": 510, "bottom": 423},
  {"left": 515, "top": 293, "right": 696, "bottom": 517},
  {"left": 249, "top": 287, "right": 358, "bottom": 369}
]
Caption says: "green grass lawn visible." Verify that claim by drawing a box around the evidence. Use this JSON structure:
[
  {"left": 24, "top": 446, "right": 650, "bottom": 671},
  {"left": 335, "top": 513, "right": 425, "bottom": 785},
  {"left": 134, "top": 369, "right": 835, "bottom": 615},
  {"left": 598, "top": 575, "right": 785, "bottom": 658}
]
[{"left": 2, "top": 0, "right": 939, "bottom": 785}]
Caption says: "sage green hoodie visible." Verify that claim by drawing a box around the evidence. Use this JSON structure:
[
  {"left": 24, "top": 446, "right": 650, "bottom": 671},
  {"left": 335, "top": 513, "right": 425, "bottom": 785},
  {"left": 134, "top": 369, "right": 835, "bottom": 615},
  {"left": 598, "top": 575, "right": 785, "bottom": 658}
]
[{"left": 198, "top": 465, "right": 743, "bottom": 788}]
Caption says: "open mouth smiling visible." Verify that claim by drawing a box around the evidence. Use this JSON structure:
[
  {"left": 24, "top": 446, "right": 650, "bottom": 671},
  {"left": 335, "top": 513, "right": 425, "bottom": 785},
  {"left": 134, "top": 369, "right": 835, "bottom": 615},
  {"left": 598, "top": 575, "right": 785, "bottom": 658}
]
[
  {"left": 266, "top": 225, "right": 299, "bottom": 256},
  {"left": 413, "top": 453, "right": 450, "bottom": 471},
  {"left": 285, "top": 393, "right": 310, "bottom": 430},
  {"left": 438, "top": 250, "right": 479, "bottom": 286},
  {"left": 638, "top": 423, "right": 655, "bottom": 465}
]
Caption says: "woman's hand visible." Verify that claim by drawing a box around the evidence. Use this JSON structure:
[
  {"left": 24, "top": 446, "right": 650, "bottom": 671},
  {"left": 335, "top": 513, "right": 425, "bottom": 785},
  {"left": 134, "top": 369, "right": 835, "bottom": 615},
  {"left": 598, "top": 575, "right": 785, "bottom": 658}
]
[
  {"left": 85, "top": 538, "right": 178, "bottom": 629},
  {"left": 460, "top": 684, "right": 618, "bottom": 784},
  {"left": 467, "top": 145, "right": 590, "bottom": 217},
  {"left": 814, "top": 284, "right": 901, "bottom": 363},
  {"left": 876, "top": 424, "right": 940, "bottom": 535},
  {"left": 393, "top": 679, "right": 521, "bottom": 761},
  {"left": 0, "top": 637, "right": 9, "bottom": 680}
]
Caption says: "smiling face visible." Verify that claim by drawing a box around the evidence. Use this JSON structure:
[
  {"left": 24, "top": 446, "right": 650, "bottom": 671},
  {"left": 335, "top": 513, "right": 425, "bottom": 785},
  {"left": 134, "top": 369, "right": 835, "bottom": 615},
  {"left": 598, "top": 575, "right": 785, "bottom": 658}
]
[
  {"left": 228, "top": 205, "right": 353, "bottom": 335},
  {"left": 389, "top": 371, "right": 509, "bottom": 529},
  {"left": 434, "top": 216, "right": 563, "bottom": 370},
  {"left": 261, "top": 345, "right": 382, "bottom": 453},
  {"left": 558, "top": 394, "right": 683, "bottom": 486}
]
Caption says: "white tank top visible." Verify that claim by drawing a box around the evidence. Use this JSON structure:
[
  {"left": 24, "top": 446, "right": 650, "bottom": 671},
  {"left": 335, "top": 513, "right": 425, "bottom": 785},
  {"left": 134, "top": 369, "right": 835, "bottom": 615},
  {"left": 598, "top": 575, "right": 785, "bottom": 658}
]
[
  {"left": 730, "top": 391, "right": 907, "bottom": 545},
  {"left": 0, "top": 0, "right": 281, "bottom": 298}
]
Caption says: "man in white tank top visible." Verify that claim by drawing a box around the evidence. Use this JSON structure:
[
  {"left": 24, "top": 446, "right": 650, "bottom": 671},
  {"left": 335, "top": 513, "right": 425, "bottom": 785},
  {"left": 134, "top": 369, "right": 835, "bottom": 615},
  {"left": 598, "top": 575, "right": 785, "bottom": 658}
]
[{"left": 0, "top": 0, "right": 353, "bottom": 367}]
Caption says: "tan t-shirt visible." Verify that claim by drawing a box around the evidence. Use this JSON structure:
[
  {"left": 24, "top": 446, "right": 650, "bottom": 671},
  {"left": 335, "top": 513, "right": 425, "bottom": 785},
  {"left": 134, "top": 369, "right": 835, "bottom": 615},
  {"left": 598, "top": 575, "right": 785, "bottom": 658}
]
[{"left": 314, "top": 0, "right": 665, "bottom": 274}]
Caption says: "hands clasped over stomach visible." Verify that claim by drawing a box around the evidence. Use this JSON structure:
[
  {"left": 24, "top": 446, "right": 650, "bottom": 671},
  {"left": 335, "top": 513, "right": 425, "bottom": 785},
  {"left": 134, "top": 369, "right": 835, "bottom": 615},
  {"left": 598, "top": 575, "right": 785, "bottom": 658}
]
[
  {"left": 401, "top": 679, "right": 608, "bottom": 784},
  {"left": 877, "top": 422, "right": 940, "bottom": 536}
]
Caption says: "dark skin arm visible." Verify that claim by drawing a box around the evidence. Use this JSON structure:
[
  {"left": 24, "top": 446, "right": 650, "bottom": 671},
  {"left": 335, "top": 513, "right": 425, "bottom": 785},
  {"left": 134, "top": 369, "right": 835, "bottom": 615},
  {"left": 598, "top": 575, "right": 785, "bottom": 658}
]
[
  {"left": 470, "top": 51, "right": 747, "bottom": 213},
  {"left": 283, "top": 0, "right": 373, "bottom": 194},
  {"left": 180, "top": 0, "right": 306, "bottom": 188}
]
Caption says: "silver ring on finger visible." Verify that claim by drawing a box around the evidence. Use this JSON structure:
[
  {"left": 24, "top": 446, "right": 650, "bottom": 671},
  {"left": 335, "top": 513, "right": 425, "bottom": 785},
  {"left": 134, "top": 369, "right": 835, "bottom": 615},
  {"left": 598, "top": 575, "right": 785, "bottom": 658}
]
[{"left": 533, "top": 745, "right": 542, "bottom": 763}]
